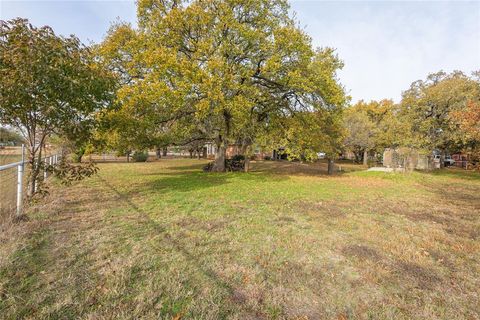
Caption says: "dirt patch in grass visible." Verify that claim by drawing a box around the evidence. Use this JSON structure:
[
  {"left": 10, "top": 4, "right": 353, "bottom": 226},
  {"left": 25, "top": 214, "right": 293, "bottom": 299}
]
[
  {"left": 393, "top": 205, "right": 480, "bottom": 240},
  {"left": 427, "top": 250, "right": 457, "bottom": 270},
  {"left": 424, "top": 182, "right": 480, "bottom": 210},
  {"left": 404, "top": 211, "right": 453, "bottom": 224},
  {"left": 274, "top": 215, "right": 297, "bottom": 226},
  {"left": 364, "top": 197, "right": 480, "bottom": 241},
  {"left": 338, "top": 176, "right": 393, "bottom": 189},
  {"left": 341, "top": 244, "right": 383, "bottom": 262},
  {"left": 395, "top": 260, "right": 442, "bottom": 290},
  {"left": 174, "top": 216, "right": 201, "bottom": 228},
  {"left": 202, "top": 218, "right": 231, "bottom": 232},
  {"left": 296, "top": 200, "right": 346, "bottom": 218},
  {"left": 444, "top": 225, "right": 480, "bottom": 240},
  {"left": 341, "top": 244, "right": 443, "bottom": 290}
]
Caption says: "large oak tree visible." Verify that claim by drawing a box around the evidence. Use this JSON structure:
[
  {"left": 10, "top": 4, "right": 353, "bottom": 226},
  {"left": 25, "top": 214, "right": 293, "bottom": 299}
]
[{"left": 100, "top": 0, "right": 346, "bottom": 172}]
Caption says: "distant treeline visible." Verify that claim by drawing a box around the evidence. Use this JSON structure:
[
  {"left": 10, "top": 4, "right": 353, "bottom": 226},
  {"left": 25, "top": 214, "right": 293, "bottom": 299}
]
[{"left": 0, "top": 127, "right": 24, "bottom": 146}]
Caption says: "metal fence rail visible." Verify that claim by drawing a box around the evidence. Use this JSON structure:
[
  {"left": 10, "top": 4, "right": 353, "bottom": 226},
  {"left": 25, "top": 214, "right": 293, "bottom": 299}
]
[{"left": 0, "top": 146, "right": 60, "bottom": 222}]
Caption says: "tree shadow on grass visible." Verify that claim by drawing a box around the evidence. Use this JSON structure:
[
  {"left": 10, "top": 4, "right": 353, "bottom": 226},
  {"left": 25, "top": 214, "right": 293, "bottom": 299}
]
[
  {"left": 148, "top": 172, "right": 233, "bottom": 193},
  {"left": 167, "top": 163, "right": 208, "bottom": 171},
  {"left": 412, "top": 169, "right": 480, "bottom": 207},
  {"left": 133, "top": 160, "right": 347, "bottom": 181},
  {"left": 128, "top": 169, "right": 289, "bottom": 196},
  {"left": 252, "top": 160, "right": 340, "bottom": 177},
  {"left": 96, "top": 175, "right": 266, "bottom": 318},
  {"left": 139, "top": 159, "right": 337, "bottom": 177},
  {"left": 422, "top": 180, "right": 480, "bottom": 212}
]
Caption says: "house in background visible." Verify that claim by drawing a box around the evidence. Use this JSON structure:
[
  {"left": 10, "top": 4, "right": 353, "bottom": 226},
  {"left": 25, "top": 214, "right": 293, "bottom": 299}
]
[
  {"left": 205, "top": 142, "right": 217, "bottom": 159},
  {"left": 452, "top": 153, "right": 477, "bottom": 169}
]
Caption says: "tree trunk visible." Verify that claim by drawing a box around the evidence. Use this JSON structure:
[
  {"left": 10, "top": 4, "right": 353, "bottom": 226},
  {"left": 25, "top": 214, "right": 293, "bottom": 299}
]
[
  {"left": 27, "top": 150, "right": 36, "bottom": 198},
  {"left": 27, "top": 145, "right": 43, "bottom": 198},
  {"left": 197, "top": 149, "right": 201, "bottom": 160},
  {"left": 327, "top": 158, "right": 335, "bottom": 175},
  {"left": 244, "top": 156, "right": 250, "bottom": 172},
  {"left": 156, "top": 147, "right": 161, "bottom": 159},
  {"left": 162, "top": 147, "right": 167, "bottom": 157},
  {"left": 354, "top": 151, "right": 361, "bottom": 163},
  {"left": 428, "top": 155, "right": 434, "bottom": 171},
  {"left": 440, "top": 150, "right": 445, "bottom": 169},
  {"left": 126, "top": 151, "right": 130, "bottom": 163},
  {"left": 74, "top": 147, "right": 85, "bottom": 163},
  {"left": 240, "top": 143, "right": 251, "bottom": 173},
  {"left": 212, "top": 145, "right": 226, "bottom": 172},
  {"left": 244, "top": 145, "right": 250, "bottom": 173},
  {"left": 363, "top": 150, "right": 368, "bottom": 166}
]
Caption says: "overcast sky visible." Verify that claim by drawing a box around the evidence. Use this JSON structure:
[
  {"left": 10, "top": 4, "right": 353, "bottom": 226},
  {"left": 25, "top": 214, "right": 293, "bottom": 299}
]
[{"left": 1, "top": 0, "right": 479, "bottom": 102}]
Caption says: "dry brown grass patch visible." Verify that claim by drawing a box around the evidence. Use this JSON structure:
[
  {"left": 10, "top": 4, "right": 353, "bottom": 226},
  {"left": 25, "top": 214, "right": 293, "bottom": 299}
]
[
  {"left": 296, "top": 200, "right": 346, "bottom": 218},
  {"left": 341, "top": 244, "right": 383, "bottom": 262},
  {"left": 395, "top": 260, "right": 442, "bottom": 290}
]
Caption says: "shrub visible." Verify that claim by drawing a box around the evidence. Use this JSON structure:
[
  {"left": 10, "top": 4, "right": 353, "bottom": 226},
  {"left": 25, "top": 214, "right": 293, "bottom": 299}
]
[
  {"left": 231, "top": 154, "right": 245, "bottom": 161},
  {"left": 116, "top": 150, "right": 127, "bottom": 157},
  {"left": 133, "top": 151, "right": 148, "bottom": 162},
  {"left": 202, "top": 158, "right": 245, "bottom": 172},
  {"left": 203, "top": 162, "right": 215, "bottom": 172},
  {"left": 226, "top": 158, "right": 244, "bottom": 171}
]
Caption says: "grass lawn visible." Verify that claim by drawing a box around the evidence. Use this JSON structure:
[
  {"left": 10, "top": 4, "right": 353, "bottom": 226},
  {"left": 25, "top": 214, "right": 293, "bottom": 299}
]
[{"left": 0, "top": 159, "right": 479, "bottom": 319}]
